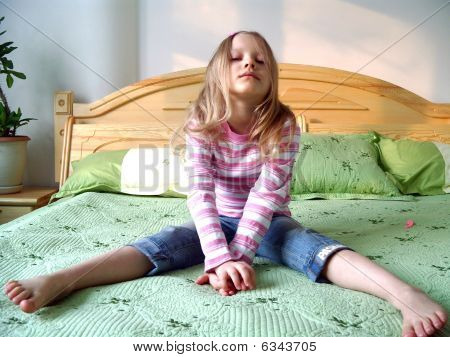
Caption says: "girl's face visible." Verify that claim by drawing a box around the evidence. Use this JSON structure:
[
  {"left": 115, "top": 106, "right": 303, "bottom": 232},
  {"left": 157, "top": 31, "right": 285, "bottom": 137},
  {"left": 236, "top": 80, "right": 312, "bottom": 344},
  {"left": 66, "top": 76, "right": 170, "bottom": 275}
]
[{"left": 228, "top": 34, "right": 271, "bottom": 105}]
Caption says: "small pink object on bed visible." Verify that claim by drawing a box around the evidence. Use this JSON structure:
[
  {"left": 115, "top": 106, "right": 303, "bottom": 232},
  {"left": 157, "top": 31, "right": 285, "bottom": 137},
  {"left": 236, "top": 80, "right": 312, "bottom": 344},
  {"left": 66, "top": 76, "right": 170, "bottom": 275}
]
[{"left": 405, "top": 219, "right": 415, "bottom": 229}]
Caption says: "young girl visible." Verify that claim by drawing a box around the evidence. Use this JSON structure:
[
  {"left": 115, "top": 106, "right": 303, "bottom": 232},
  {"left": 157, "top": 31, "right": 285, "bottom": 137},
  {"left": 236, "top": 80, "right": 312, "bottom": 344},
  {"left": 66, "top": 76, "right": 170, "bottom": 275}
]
[{"left": 4, "top": 31, "right": 447, "bottom": 337}]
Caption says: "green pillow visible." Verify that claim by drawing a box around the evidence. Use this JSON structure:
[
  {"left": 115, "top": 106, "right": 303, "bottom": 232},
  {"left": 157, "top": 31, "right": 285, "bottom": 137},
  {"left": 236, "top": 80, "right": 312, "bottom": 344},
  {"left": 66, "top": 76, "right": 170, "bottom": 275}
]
[
  {"left": 290, "top": 132, "right": 410, "bottom": 200},
  {"left": 375, "top": 134, "right": 450, "bottom": 195},
  {"left": 50, "top": 148, "right": 190, "bottom": 202}
]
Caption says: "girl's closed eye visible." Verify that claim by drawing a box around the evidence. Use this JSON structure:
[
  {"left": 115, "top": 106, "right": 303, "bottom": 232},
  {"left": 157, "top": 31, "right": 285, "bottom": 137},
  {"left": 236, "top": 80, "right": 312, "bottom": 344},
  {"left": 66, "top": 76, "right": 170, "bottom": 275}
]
[{"left": 231, "top": 58, "right": 265, "bottom": 64}]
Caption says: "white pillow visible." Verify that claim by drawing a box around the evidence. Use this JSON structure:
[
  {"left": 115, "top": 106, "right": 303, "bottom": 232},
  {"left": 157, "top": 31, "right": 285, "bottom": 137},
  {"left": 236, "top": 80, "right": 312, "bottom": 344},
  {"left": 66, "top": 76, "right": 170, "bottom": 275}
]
[{"left": 121, "top": 147, "right": 190, "bottom": 197}]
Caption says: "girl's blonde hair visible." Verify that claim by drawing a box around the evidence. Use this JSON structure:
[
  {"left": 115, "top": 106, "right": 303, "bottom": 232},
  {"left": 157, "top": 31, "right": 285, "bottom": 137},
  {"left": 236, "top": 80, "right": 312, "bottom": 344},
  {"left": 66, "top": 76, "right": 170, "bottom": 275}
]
[{"left": 171, "top": 30, "right": 297, "bottom": 160}]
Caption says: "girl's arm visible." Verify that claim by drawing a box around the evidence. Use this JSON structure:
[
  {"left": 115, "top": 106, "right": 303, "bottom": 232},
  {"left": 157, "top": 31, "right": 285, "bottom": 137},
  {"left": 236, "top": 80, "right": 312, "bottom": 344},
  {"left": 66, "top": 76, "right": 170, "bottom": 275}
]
[
  {"left": 228, "top": 119, "right": 301, "bottom": 265},
  {"left": 185, "top": 133, "right": 235, "bottom": 273}
]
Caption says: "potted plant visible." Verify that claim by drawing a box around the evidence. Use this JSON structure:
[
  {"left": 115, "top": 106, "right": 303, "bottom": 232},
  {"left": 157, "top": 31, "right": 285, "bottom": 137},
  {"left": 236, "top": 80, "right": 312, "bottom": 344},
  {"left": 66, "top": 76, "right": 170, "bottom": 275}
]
[{"left": 0, "top": 16, "right": 36, "bottom": 194}]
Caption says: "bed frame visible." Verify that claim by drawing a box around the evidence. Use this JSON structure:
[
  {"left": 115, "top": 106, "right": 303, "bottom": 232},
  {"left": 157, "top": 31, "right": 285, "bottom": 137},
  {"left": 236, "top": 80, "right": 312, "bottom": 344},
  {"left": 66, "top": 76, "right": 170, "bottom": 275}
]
[{"left": 53, "top": 64, "right": 450, "bottom": 187}]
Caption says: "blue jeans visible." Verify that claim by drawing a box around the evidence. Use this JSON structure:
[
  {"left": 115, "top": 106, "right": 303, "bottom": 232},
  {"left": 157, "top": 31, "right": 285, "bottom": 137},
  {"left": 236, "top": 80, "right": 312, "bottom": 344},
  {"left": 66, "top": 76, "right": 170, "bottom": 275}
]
[{"left": 128, "top": 214, "right": 353, "bottom": 283}]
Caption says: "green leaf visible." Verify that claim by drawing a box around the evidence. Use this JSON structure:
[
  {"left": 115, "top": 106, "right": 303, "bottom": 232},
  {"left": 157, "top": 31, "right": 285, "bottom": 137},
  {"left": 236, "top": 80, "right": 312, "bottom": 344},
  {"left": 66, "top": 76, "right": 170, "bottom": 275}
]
[
  {"left": 15, "top": 120, "right": 37, "bottom": 129},
  {"left": 6, "top": 73, "right": 13, "bottom": 88},
  {"left": 4, "top": 116, "right": 15, "bottom": 127},
  {"left": 0, "top": 103, "right": 5, "bottom": 124},
  {"left": 0, "top": 41, "right": 13, "bottom": 51},
  {"left": 10, "top": 70, "right": 25, "bottom": 79},
  {"left": 1, "top": 58, "right": 13, "bottom": 69},
  {"left": 0, "top": 46, "right": 17, "bottom": 57},
  {"left": 0, "top": 30, "right": 6, "bottom": 37}
]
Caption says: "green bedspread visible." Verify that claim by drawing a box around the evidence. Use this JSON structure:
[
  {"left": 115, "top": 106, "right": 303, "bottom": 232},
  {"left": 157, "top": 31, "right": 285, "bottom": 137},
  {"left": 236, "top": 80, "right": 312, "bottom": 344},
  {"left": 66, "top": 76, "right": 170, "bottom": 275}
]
[{"left": 0, "top": 192, "right": 449, "bottom": 337}]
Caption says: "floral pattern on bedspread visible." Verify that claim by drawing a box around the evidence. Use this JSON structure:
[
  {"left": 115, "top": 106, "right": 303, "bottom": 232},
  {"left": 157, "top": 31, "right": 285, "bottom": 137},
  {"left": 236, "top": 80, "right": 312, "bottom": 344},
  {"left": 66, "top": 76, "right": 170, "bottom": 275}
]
[{"left": 0, "top": 192, "right": 449, "bottom": 337}]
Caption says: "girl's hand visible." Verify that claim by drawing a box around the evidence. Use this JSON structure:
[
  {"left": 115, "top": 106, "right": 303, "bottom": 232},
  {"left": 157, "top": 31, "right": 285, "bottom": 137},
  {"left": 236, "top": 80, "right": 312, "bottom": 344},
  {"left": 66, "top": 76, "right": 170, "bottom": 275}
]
[
  {"left": 195, "top": 272, "right": 237, "bottom": 296},
  {"left": 213, "top": 260, "right": 256, "bottom": 291}
]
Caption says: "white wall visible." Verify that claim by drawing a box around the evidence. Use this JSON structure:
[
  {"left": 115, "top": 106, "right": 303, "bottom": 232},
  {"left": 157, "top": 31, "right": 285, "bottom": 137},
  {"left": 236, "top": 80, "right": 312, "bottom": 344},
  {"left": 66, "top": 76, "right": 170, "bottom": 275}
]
[
  {"left": 2, "top": 0, "right": 449, "bottom": 187},
  {"left": 1, "top": 0, "right": 138, "bottom": 187},
  {"left": 139, "top": 0, "right": 450, "bottom": 102}
]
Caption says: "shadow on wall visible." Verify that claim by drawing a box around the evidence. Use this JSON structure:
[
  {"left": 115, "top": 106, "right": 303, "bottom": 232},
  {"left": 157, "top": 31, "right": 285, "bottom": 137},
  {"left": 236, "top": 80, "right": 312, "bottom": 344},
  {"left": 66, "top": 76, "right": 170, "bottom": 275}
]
[
  {"left": 340, "top": 0, "right": 450, "bottom": 103},
  {"left": 138, "top": 0, "right": 284, "bottom": 79}
]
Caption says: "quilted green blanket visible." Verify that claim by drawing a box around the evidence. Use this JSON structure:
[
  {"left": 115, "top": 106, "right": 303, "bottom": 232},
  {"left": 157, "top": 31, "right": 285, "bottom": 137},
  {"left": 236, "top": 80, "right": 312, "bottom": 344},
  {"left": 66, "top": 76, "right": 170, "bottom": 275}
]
[{"left": 0, "top": 192, "right": 449, "bottom": 337}]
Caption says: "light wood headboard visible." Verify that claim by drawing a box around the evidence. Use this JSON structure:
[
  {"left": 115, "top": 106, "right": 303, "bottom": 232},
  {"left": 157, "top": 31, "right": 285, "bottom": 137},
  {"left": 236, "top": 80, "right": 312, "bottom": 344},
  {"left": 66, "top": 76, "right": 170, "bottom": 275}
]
[{"left": 54, "top": 63, "right": 450, "bottom": 187}]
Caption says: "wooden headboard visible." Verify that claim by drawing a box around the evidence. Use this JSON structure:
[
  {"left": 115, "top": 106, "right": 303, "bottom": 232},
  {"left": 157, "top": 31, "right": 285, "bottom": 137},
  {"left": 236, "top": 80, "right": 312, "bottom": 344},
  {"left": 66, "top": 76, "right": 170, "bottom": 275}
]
[{"left": 53, "top": 63, "right": 450, "bottom": 187}]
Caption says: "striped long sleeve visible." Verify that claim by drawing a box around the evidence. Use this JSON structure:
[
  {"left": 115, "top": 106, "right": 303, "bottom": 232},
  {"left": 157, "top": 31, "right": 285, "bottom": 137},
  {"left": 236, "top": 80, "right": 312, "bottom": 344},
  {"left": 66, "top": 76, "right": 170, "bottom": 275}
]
[
  {"left": 185, "top": 133, "right": 234, "bottom": 273},
  {"left": 227, "top": 121, "right": 301, "bottom": 265}
]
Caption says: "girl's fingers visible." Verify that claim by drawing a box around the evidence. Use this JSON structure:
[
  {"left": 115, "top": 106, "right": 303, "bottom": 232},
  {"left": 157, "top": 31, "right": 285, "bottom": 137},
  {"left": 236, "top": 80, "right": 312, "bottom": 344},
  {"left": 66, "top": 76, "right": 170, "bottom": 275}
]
[
  {"left": 208, "top": 274, "right": 227, "bottom": 290},
  {"left": 195, "top": 274, "right": 210, "bottom": 285},
  {"left": 239, "top": 267, "right": 255, "bottom": 289},
  {"left": 215, "top": 262, "right": 257, "bottom": 291},
  {"left": 218, "top": 287, "right": 236, "bottom": 296},
  {"left": 211, "top": 272, "right": 237, "bottom": 294},
  {"left": 196, "top": 271, "right": 239, "bottom": 296},
  {"left": 196, "top": 273, "right": 227, "bottom": 290},
  {"left": 217, "top": 270, "right": 238, "bottom": 290},
  {"left": 235, "top": 265, "right": 255, "bottom": 289},
  {"left": 225, "top": 278, "right": 238, "bottom": 293},
  {"left": 226, "top": 269, "right": 243, "bottom": 290}
]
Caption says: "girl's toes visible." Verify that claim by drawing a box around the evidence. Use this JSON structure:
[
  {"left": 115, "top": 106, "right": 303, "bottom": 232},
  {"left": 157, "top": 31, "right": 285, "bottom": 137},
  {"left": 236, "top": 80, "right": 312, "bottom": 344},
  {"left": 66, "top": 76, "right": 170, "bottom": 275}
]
[
  {"left": 7, "top": 286, "right": 24, "bottom": 300},
  {"left": 436, "top": 310, "right": 448, "bottom": 325},
  {"left": 4, "top": 281, "right": 19, "bottom": 294},
  {"left": 19, "top": 298, "right": 38, "bottom": 313},
  {"left": 413, "top": 321, "right": 427, "bottom": 337},
  {"left": 402, "top": 324, "right": 416, "bottom": 337},
  {"left": 421, "top": 319, "right": 435, "bottom": 336},
  {"left": 12, "top": 290, "right": 31, "bottom": 305},
  {"left": 430, "top": 314, "right": 444, "bottom": 330}
]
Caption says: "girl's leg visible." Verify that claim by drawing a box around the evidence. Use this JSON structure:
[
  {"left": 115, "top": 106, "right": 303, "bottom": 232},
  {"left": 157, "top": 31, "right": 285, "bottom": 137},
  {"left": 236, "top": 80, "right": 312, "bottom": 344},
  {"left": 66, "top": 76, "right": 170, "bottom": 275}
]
[
  {"left": 257, "top": 215, "right": 448, "bottom": 337},
  {"left": 4, "top": 217, "right": 238, "bottom": 313},
  {"left": 321, "top": 249, "right": 448, "bottom": 337},
  {"left": 4, "top": 246, "right": 153, "bottom": 313}
]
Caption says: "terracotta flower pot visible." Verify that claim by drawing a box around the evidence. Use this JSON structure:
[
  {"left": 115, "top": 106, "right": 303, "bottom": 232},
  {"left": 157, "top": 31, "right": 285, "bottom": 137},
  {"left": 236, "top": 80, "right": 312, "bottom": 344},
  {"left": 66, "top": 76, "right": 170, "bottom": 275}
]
[{"left": 0, "top": 136, "right": 30, "bottom": 194}]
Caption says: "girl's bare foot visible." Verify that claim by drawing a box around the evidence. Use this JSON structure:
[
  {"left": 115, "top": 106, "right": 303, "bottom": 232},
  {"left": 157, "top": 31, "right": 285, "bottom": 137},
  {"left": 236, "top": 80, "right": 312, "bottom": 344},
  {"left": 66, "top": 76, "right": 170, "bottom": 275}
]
[
  {"left": 391, "top": 286, "right": 448, "bottom": 337},
  {"left": 3, "top": 274, "right": 74, "bottom": 313}
]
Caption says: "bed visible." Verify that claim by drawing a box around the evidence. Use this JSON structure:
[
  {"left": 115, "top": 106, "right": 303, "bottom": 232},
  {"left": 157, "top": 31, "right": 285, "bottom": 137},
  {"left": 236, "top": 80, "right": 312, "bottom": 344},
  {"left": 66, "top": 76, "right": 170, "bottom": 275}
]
[{"left": 1, "top": 64, "right": 449, "bottom": 337}]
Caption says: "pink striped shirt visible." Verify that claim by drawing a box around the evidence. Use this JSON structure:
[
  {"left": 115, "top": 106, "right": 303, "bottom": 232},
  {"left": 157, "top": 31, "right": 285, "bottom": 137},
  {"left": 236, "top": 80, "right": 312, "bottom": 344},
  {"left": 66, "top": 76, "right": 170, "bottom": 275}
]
[{"left": 186, "top": 118, "right": 301, "bottom": 273}]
